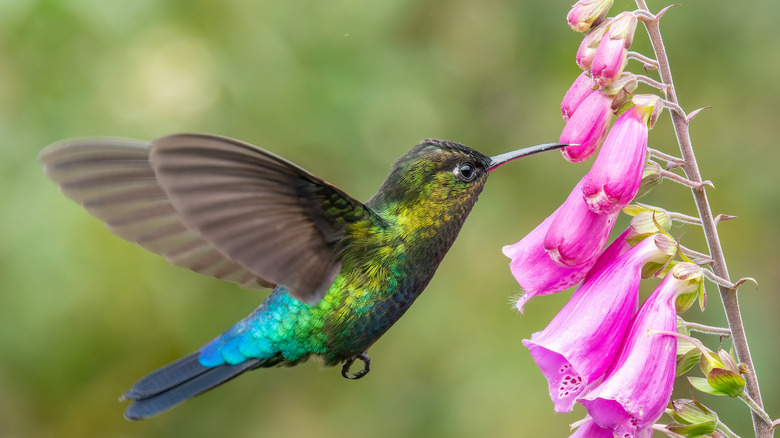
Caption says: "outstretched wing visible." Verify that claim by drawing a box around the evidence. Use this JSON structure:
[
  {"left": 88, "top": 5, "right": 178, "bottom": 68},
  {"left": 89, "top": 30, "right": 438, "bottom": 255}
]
[
  {"left": 39, "top": 138, "right": 272, "bottom": 290},
  {"left": 40, "top": 134, "right": 380, "bottom": 304}
]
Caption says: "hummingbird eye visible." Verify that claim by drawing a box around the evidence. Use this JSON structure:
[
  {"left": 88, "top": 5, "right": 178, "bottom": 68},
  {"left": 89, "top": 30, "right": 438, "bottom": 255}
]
[{"left": 454, "top": 162, "right": 477, "bottom": 182}]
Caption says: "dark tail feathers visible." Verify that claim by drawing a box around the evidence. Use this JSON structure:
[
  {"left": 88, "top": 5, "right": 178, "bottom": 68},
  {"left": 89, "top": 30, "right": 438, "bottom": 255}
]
[{"left": 121, "top": 352, "right": 263, "bottom": 420}]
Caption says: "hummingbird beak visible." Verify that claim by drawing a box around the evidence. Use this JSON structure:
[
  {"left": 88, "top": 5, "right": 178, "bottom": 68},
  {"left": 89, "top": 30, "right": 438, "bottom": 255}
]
[{"left": 488, "top": 142, "right": 566, "bottom": 172}]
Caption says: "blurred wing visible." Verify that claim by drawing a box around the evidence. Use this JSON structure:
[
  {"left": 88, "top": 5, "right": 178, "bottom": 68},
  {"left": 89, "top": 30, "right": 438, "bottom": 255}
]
[
  {"left": 38, "top": 138, "right": 274, "bottom": 290},
  {"left": 149, "top": 133, "right": 379, "bottom": 305}
]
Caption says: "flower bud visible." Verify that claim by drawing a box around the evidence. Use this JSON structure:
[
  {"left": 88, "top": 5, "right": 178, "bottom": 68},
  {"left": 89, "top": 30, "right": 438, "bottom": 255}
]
[
  {"left": 689, "top": 348, "right": 746, "bottom": 397},
  {"left": 567, "top": 0, "right": 614, "bottom": 33},
  {"left": 581, "top": 95, "right": 661, "bottom": 214},
  {"left": 667, "top": 398, "right": 719, "bottom": 436},
  {"left": 590, "top": 12, "right": 638, "bottom": 86},
  {"left": 561, "top": 72, "right": 598, "bottom": 121},
  {"left": 576, "top": 20, "right": 610, "bottom": 70}
]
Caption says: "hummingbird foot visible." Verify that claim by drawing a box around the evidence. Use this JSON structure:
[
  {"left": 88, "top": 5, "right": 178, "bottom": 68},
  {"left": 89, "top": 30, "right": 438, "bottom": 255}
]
[{"left": 341, "top": 352, "right": 371, "bottom": 380}]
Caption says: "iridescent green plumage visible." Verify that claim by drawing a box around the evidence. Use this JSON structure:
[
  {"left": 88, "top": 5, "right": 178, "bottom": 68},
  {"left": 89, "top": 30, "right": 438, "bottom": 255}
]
[{"left": 39, "top": 134, "right": 563, "bottom": 420}]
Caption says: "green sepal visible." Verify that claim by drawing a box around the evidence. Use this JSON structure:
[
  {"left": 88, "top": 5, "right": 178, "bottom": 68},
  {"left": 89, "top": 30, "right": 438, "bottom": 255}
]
[
  {"left": 688, "top": 377, "right": 729, "bottom": 396},
  {"left": 635, "top": 160, "right": 662, "bottom": 199},
  {"left": 669, "top": 398, "right": 719, "bottom": 425},
  {"left": 666, "top": 421, "right": 718, "bottom": 437},
  {"left": 677, "top": 347, "right": 703, "bottom": 377},
  {"left": 706, "top": 368, "right": 746, "bottom": 397},
  {"left": 675, "top": 290, "right": 698, "bottom": 313}
]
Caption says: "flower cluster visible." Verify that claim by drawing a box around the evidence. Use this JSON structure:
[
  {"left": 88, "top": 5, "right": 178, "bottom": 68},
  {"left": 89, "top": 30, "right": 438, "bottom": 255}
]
[
  {"left": 502, "top": 1, "right": 721, "bottom": 436},
  {"left": 503, "top": 94, "right": 662, "bottom": 313}
]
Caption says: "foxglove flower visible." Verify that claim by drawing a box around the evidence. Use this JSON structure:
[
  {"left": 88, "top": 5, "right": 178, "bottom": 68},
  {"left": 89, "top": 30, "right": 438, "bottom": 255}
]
[
  {"left": 544, "top": 179, "right": 619, "bottom": 267},
  {"left": 561, "top": 71, "right": 597, "bottom": 121},
  {"left": 579, "top": 263, "right": 704, "bottom": 436},
  {"left": 576, "top": 20, "right": 610, "bottom": 70},
  {"left": 523, "top": 234, "right": 676, "bottom": 413},
  {"left": 590, "top": 11, "right": 637, "bottom": 86},
  {"left": 581, "top": 95, "right": 661, "bottom": 214},
  {"left": 559, "top": 88, "right": 612, "bottom": 162},
  {"left": 503, "top": 212, "right": 597, "bottom": 313},
  {"left": 567, "top": 0, "right": 614, "bottom": 33}
]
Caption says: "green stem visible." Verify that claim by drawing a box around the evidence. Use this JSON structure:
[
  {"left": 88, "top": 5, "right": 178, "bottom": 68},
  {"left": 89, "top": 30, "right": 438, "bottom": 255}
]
[
  {"left": 684, "top": 321, "right": 731, "bottom": 337},
  {"left": 717, "top": 420, "right": 743, "bottom": 438}
]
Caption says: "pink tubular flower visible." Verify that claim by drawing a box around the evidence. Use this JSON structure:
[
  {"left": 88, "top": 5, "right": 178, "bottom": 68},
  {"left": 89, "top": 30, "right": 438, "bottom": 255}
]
[
  {"left": 576, "top": 21, "right": 610, "bottom": 70},
  {"left": 591, "top": 12, "right": 637, "bottom": 86},
  {"left": 559, "top": 89, "right": 613, "bottom": 162},
  {"left": 567, "top": 0, "right": 614, "bottom": 33},
  {"left": 523, "top": 234, "right": 676, "bottom": 413},
  {"left": 561, "top": 72, "right": 597, "bottom": 121},
  {"left": 544, "top": 179, "right": 619, "bottom": 268},
  {"left": 503, "top": 212, "right": 596, "bottom": 313},
  {"left": 578, "top": 263, "right": 704, "bottom": 436},
  {"left": 581, "top": 95, "right": 661, "bottom": 214}
]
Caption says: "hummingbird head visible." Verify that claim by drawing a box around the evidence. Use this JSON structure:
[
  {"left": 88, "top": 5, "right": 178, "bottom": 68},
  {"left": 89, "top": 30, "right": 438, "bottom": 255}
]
[
  {"left": 365, "top": 138, "right": 564, "bottom": 269},
  {"left": 368, "top": 139, "right": 492, "bottom": 213},
  {"left": 368, "top": 139, "right": 564, "bottom": 213}
]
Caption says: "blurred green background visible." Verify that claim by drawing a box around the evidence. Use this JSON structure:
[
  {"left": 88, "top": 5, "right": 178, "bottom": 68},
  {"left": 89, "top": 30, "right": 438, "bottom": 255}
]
[{"left": 1, "top": 0, "right": 778, "bottom": 436}]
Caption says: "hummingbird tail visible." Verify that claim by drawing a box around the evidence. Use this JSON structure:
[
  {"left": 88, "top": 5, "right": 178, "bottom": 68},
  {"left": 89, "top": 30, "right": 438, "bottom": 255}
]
[{"left": 121, "top": 352, "right": 265, "bottom": 420}]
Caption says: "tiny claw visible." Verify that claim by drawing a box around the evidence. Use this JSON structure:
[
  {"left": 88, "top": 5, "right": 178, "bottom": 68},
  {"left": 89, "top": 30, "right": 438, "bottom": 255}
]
[{"left": 341, "top": 352, "right": 371, "bottom": 380}]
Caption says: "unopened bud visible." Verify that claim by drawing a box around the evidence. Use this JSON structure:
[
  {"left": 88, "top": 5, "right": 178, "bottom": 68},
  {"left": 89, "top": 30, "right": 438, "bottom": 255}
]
[
  {"left": 567, "top": 0, "right": 614, "bottom": 33},
  {"left": 667, "top": 398, "right": 719, "bottom": 436},
  {"left": 576, "top": 20, "right": 610, "bottom": 70}
]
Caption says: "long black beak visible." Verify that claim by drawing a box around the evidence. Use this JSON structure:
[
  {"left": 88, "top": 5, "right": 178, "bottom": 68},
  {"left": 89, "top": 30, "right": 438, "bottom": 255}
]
[{"left": 488, "top": 142, "right": 566, "bottom": 171}]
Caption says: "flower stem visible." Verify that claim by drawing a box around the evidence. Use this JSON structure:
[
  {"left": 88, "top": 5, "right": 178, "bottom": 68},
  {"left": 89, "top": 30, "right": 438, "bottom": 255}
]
[
  {"left": 634, "top": 1, "right": 769, "bottom": 436},
  {"left": 717, "top": 420, "right": 743, "bottom": 438},
  {"left": 683, "top": 321, "right": 731, "bottom": 337}
]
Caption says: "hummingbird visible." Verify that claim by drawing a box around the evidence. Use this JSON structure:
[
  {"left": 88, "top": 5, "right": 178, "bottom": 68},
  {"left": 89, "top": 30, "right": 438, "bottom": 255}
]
[{"left": 39, "top": 133, "right": 563, "bottom": 420}]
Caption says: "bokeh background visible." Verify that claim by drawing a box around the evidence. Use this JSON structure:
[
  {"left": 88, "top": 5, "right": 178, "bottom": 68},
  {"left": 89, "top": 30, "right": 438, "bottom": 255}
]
[{"left": 1, "top": 0, "right": 778, "bottom": 436}]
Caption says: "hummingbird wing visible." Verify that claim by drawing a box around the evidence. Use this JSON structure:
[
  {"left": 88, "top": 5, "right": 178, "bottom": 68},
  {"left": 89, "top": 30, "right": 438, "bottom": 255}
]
[
  {"left": 40, "top": 135, "right": 381, "bottom": 304},
  {"left": 148, "top": 133, "right": 380, "bottom": 305},
  {"left": 39, "top": 138, "right": 275, "bottom": 290}
]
